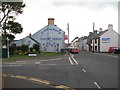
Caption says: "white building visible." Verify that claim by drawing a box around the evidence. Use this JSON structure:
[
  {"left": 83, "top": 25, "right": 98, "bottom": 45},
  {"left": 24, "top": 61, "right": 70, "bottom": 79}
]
[
  {"left": 70, "top": 37, "right": 79, "bottom": 49},
  {"left": 12, "top": 18, "right": 65, "bottom": 52},
  {"left": 78, "top": 37, "right": 84, "bottom": 51},
  {"left": 83, "top": 36, "right": 88, "bottom": 51},
  {"left": 92, "top": 24, "right": 119, "bottom": 52}
]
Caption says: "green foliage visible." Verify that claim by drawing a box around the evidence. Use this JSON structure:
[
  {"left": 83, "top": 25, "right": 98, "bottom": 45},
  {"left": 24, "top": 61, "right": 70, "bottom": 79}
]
[
  {"left": 21, "top": 44, "right": 29, "bottom": 52},
  {"left": 5, "top": 21, "right": 23, "bottom": 34},
  {"left": 0, "top": 2, "right": 25, "bottom": 45},
  {"left": 13, "top": 50, "right": 21, "bottom": 55},
  {"left": 9, "top": 44, "right": 16, "bottom": 55},
  {"left": 33, "top": 44, "right": 40, "bottom": 52}
]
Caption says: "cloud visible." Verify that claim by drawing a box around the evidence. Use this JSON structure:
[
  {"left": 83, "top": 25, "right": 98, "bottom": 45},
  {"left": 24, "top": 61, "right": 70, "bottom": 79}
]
[{"left": 52, "top": 1, "right": 118, "bottom": 11}]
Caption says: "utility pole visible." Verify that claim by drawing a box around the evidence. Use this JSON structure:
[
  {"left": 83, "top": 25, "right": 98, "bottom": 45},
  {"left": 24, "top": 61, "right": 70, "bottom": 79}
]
[
  {"left": 93, "top": 22, "right": 95, "bottom": 53},
  {"left": 67, "top": 23, "right": 69, "bottom": 47},
  {"left": 7, "top": 37, "right": 9, "bottom": 59}
]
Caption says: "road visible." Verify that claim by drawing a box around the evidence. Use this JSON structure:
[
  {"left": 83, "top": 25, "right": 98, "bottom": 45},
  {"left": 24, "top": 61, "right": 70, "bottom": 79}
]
[{"left": 2, "top": 51, "right": 118, "bottom": 89}]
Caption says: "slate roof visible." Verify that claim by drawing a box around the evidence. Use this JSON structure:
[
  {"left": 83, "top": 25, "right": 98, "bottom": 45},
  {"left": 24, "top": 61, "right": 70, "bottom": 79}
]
[
  {"left": 94, "top": 30, "right": 108, "bottom": 38},
  {"left": 87, "top": 30, "right": 108, "bottom": 44}
]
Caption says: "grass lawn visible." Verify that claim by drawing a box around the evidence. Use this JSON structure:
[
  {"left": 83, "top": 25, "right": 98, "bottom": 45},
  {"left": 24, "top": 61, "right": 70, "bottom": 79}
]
[{"left": 2, "top": 52, "right": 63, "bottom": 62}]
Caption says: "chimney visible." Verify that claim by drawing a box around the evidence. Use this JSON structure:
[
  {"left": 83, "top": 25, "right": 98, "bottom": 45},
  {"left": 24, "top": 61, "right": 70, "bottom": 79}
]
[
  {"left": 89, "top": 32, "right": 93, "bottom": 36},
  {"left": 94, "top": 30, "right": 97, "bottom": 34},
  {"left": 108, "top": 24, "right": 113, "bottom": 30},
  {"left": 99, "top": 28, "right": 102, "bottom": 32},
  {"left": 48, "top": 18, "right": 54, "bottom": 25}
]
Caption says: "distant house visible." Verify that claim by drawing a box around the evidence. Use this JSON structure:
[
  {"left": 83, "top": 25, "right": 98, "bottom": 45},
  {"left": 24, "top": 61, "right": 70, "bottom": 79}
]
[
  {"left": 70, "top": 37, "right": 79, "bottom": 49},
  {"left": 78, "top": 24, "right": 119, "bottom": 52},
  {"left": 83, "top": 36, "right": 88, "bottom": 51},
  {"left": 78, "top": 37, "right": 84, "bottom": 50},
  {"left": 11, "top": 18, "right": 65, "bottom": 52},
  {"left": 91, "top": 24, "right": 119, "bottom": 52}
]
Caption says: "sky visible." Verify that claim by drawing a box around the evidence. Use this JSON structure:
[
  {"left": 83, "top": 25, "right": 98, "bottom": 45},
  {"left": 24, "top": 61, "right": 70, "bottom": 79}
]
[{"left": 15, "top": 0, "right": 119, "bottom": 42}]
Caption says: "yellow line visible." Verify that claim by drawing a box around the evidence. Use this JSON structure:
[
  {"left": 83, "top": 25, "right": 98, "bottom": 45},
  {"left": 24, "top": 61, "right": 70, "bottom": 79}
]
[{"left": 3, "top": 74, "right": 75, "bottom": 90}]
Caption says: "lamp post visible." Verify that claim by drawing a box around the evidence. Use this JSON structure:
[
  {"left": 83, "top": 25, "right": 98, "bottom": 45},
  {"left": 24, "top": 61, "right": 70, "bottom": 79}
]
[{"left": 7, "top": 37, "right": 9, "bottom": 59}]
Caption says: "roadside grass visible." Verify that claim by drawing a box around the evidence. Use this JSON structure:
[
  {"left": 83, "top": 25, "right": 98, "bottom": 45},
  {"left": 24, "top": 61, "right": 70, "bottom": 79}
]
[{"left": 2, "top": 52, "right": 63, "bottom": 62}]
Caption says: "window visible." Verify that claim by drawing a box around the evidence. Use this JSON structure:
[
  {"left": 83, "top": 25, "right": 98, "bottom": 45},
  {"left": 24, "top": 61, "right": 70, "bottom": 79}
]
[
  {"left": 90, "top": 39, "right": 92, "bottom": 43},
  {"left": 95, "top": 39, "right": 97, "bottom": 43},
  {"left": 95, "top": 46, "right": 97, "bottom": 51}
]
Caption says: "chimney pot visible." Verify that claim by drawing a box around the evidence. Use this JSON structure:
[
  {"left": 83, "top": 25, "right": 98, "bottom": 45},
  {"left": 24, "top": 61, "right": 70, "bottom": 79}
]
[
  {"left": 99, "top": 28, "right": 102, "bottom": 32},
  {"left": 108, "top": 24, "right": 113, "bottom": 30},
  {"left": 48, "top": 18, "right": 54, "bottom": 25}
]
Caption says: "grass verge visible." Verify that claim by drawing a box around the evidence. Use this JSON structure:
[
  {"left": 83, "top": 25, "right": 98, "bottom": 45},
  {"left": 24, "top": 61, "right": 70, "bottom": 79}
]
[{"left": 2, "top": 52, "right": 63, "bottom": 62}]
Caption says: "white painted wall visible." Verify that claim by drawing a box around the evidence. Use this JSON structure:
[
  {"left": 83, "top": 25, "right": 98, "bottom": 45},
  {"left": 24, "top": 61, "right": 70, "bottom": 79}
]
[
  {"left": 13, "top": 25, "right": 65, "bottom": 52},
  {"left": 83, "top": 39, "right": 87, "bottom": 51},
  {"left": 100, "top": 30, "right": 119, "bottom": 52}
]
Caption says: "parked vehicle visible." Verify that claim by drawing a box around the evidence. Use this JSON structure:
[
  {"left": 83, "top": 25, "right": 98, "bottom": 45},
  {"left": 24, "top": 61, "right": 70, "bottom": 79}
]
[
  {"left": 61, "top": 48, "right": 71, "bottom": 53},
  {"left": 70, "top": 49, "right": 79, "bottom": 54},
  {"left": 108, "top": 47, "right": 118, "bottom": 53},
  {"left": 114, "top": 48, "right": 120, "bottom": 54}
]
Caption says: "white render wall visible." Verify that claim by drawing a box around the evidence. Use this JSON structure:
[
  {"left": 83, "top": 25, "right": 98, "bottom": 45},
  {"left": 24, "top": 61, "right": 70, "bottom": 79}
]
[
  {"left": 13, "top": 25, "right": 65, "bottom": 52},
  {"left": 100, "top": 30, "right": 119, "bottom": 52},
  {"left": 14, "top": 37, "right": 36, "bottom": 48},
  {"left": 83, "top": 39, "right": 87, "bottom": 51}
]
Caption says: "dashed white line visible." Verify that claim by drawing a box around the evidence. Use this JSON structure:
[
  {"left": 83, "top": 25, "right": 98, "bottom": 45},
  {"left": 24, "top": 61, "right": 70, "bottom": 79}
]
[
  {"left": 94, "top": 82, "right": 102, "bottom": 89},
  {"left": 69, "top": 57, "right": 74, "bottom": 65},
  {"left": 71, "top": 57, "right": 79, "bottom": 65},
  {"left": 35, "top": 62, "right": 41, "bottom": 64},
  {"left": 82, "top": 69, "right": 86, "bottom": 72}
]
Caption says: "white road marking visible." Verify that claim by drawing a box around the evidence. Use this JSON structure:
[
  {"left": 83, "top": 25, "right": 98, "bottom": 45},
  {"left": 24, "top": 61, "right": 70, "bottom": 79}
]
[
  {"left": 2, "top": 65, "right": 22, "bottom": 67},
  {"left": 94, "top": 82, "right": 102, "bottom": 89},
  {"left": 16, "top": 61, "right": 27, "bottom": 63},
  {"left": 50, "top": 58, "right": 61, "bottom": 61},
  {"left": 71, "top": 57, "right": 79, "bottom": 65},
  {"left": 69, "top": 57, "right": 74, "bottom": 65},
  {"left": 35, "top": 62, "right": 41, "bottom": 64},
  {"left": 40, "top": 58, "right": 62, "bottom": 62},
  {"left": 82, "top": 69, "right": 86, "bottom": 72}
]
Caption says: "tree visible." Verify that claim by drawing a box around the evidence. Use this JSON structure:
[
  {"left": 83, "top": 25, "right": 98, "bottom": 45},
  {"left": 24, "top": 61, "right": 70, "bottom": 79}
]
[{"left": 0, "top": 2, "right": 25, "bottom": 45}]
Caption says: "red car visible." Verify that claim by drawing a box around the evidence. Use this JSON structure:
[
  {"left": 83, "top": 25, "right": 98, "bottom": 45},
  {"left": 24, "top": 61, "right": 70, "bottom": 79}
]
[
  {"left": 108, "top": 47, "right": 118, "bottom": 53},
  {"left": 70, "top": 49, "right": 79, "bottom": 54}
]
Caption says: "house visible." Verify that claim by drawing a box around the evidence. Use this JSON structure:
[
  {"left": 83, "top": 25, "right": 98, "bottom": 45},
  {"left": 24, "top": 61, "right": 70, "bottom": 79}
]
[
  {"left": 70, "top": 37, "right": 79, "bottom": 49},
  {"left": 78, "top": 37, "right": 84, "bottom": 50},
  {"left": 91, "top": 24, "right": 119, "bottom": 52},
  {"left": 11, "top": 18, "right": 65, "bottom": 52},
  {"left": 83, "top": 36, "right": 88, "bottom": 51}
]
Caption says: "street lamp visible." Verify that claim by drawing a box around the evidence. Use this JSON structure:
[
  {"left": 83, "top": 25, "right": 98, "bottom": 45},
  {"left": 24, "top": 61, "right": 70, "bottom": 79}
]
[{"left": 7, "top": 37, "right": 9, "bottom": 59}]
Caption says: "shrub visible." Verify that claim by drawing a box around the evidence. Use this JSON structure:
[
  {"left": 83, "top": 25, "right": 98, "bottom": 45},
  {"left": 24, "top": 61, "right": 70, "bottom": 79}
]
[
  {"left": 13, "top": 50, "right": 22, "bottom": 55},
  {"left": 21, "top": 44, "right": 29, "bottom": 52},
  {"left": 33, "top": 44, "right": 40, "bottom": 52}
]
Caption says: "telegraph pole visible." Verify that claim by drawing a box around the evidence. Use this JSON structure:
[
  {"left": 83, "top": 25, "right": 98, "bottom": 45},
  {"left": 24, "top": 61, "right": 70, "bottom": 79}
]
[
  {"left": 93, "top": 22, "right": 95, "bottom": 52},
  {"left": 67, "top": 23, "right": 69, "bottom": 46}
]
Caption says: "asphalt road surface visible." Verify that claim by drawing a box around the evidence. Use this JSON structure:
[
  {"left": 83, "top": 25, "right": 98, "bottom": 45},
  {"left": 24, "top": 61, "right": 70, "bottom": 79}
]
[{"left": 2, "top": 51, "right": 118, "bottom": 89}]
